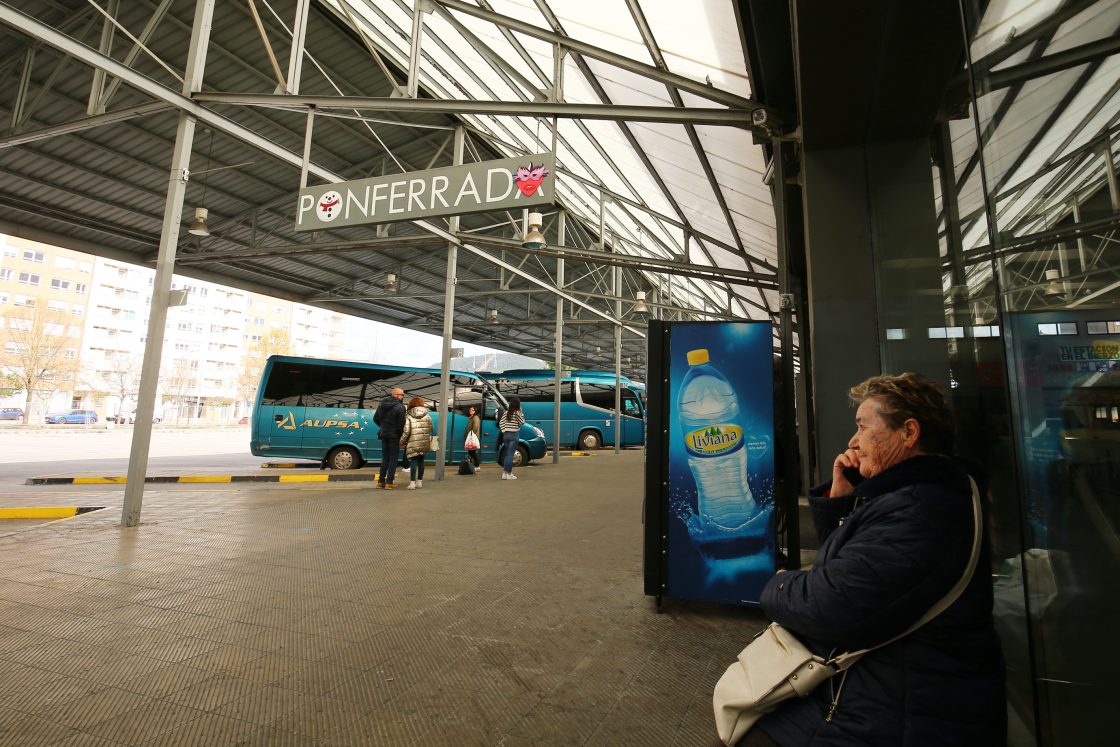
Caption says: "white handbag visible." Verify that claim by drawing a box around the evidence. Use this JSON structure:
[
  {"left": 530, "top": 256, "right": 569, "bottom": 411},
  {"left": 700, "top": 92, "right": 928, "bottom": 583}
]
[{"left": 713, "top": 477, "right": 982, "bottom": 745}]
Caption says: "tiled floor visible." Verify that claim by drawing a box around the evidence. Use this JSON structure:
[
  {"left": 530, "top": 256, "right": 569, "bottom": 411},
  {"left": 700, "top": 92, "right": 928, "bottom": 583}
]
[{"left": 0, "top": 451, "right": 767, "bottom": 745}]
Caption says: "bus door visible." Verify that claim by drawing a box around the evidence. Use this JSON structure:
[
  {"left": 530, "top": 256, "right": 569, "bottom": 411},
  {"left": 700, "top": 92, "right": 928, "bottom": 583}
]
[
  {"left": 621, "top": 388, "right": 645, "bottom": 446},
  {"left": 257, "top": 361, "right": 312, "bottom": 456},
  {"left": 481, "top": 391, "right": 502, "bottom": 461}
]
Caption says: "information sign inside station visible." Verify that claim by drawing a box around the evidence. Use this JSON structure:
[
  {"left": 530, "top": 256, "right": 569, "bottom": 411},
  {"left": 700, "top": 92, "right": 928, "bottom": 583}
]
[{"left": 295, "top": 153, "right": 555, "bottom": 231}]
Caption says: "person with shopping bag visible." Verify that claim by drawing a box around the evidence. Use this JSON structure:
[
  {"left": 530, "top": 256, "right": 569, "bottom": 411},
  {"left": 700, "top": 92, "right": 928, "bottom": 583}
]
[{"left": 465, "top": 405, "right": 482, "bottom": 471}]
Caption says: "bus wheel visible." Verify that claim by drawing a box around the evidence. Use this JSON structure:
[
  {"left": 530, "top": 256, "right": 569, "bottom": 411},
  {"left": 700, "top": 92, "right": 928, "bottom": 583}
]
[
  {"left": 512, "top": 445, "right": 530, "bottom": 468},
  {"left": 578, "top": 430, "right": 601, "bottom": 450},
  {"left": 327, "top": 446, "right": 360, "bottom": 470}
]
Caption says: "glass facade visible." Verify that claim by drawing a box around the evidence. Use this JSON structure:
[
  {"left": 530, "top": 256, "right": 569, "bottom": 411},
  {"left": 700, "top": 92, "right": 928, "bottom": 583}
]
[
  {"left": 827, "top": 2, "right": 1118, "bottom": 742},
  {"left": 918, "top": 2, "right": 1118, "bottom": 743}
]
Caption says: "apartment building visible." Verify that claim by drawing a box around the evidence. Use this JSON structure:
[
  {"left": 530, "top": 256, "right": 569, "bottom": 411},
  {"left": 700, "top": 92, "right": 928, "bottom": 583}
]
[{"left": 0, "top": 235, "right": 378, "bottom": 422}]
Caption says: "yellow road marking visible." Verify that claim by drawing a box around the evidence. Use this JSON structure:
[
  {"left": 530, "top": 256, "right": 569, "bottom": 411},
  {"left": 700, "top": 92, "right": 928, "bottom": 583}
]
[
  {"left": 0, "top": 506, "right": 78, "bottom": 519},
  {"left": 73, "top": 477, "right": 127, "bottom": 484},
  {"left": 178, "top": 476, "right": 232, "bottom": 483},
  {"left": 278, "top": 474, "right": 330, "bottom": 482}
]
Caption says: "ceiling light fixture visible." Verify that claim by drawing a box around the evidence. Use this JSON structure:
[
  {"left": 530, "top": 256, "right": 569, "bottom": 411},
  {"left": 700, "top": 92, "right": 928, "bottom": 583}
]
[
  {"left": 187, "top": 207, "right": 210, "bottom": 237},
  {"left": 488, "top": 308, "right": 499, "bottom": 325},
  {"left": 633, "top": 291, "right": 648, "bottom": 314},
  {"left": 385, "top": 271, "right": 398, "bottom": 292},
  {"left": 188, "top": 128, "right": 214, "bottom": 238},
  {"left": 522, "top": 212, "right": 546, "bottom": 250},
  {"left": 1044, "top": 268, "right": 1063, "bottom": 297}
]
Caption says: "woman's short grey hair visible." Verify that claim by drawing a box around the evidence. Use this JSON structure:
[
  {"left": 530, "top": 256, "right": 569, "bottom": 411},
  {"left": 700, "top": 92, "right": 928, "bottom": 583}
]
[{"left": 849, "top": 372, "right": 954, "bottom": 454}]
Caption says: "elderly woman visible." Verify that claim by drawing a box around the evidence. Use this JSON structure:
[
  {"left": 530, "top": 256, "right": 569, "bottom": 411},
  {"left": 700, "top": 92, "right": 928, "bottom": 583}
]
[{"left": 746, "top": 373, "right": 1005, "bottom": 747}]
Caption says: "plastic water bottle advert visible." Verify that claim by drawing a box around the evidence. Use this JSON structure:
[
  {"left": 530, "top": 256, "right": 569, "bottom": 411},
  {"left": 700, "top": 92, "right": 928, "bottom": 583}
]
[{"left": 667, "top": 322, "right": 775, "bottom": 604}]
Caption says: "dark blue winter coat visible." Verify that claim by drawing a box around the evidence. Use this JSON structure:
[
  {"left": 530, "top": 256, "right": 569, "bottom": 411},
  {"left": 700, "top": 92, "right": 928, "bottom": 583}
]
[
  {"left": 373, "top": 396, "right": 405, "bottom": 440},
  {"left": 756, "top": 455, "right": 1006, "bottom": 747}
]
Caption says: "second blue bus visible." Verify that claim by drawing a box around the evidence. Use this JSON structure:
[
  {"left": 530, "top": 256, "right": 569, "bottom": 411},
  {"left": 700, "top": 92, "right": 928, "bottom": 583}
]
[{"left": 481, "top": 369, "right": 645, "bottom": 450}]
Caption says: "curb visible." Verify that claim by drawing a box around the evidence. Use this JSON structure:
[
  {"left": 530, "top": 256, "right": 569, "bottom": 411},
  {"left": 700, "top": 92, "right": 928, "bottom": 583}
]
[
  {"left": 0, "top": 506, "right": 103, "bottom": 519},
  {"left": 25, "top": 474, "right": 380, "bottom": 486}
]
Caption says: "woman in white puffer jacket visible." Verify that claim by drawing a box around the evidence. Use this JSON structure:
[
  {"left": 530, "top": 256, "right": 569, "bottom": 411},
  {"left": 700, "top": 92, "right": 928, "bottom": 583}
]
[{"left": 399, "top": 397, "right": 433, "bottom": 490}]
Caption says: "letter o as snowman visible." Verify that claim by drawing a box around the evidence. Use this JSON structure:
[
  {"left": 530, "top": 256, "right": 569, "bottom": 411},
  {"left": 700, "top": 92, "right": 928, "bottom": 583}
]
[{"left": 316, "top": 190, "right": 342, "bottom": 222}]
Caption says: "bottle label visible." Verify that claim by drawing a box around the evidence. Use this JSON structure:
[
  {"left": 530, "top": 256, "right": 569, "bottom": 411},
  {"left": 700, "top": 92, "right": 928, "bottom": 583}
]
[{"left": 684, "top": 423, "right": 744, "bottom": 458}]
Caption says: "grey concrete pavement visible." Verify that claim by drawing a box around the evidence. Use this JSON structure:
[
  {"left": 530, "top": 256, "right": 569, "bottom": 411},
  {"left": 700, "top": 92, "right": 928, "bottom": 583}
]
[{"left": 0, "top": 449, "right": 765, "bottom": 745}]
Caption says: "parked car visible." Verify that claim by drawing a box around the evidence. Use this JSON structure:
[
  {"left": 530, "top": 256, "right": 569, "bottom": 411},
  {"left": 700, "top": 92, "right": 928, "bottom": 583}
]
[
  {"left": 0, "top": 408, "right": 24, "bottom": 421},
  {"left": 44, "top": 409, "right": 98, "bottom": 424},
  {"left": 238, "top": 416, "right": 249, "bottom": 425}
]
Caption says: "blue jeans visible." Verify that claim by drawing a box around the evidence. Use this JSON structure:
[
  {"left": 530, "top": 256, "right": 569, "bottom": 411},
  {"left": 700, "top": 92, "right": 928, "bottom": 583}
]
[
  {"left": 410, "top": 454, "right": 426, "bottom": 481},
  {"left": 379, "top": 438, "right": 400, "bottom": 484},
  {"left": 500, "top": 431, "right": 518, "bottom": 473}
]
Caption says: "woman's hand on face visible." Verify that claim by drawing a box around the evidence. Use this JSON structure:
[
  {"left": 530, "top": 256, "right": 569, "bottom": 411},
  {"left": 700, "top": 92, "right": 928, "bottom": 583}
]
[{"left": 830, "top": 449, "right": 860, "bottom": 497}]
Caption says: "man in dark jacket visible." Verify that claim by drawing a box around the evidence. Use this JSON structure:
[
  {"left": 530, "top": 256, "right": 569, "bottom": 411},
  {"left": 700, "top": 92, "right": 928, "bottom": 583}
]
[{"left": 373, "top": 387, "right": 405, "bottom": 489}]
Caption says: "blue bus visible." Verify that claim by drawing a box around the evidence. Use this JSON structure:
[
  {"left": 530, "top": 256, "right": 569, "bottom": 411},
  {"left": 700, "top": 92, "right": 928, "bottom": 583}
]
[
  {"left": 251, "top": 356, "right": 547, "bottom": 470},
  {"left": 481, "top": 369, "right": 645, "bottom": 450}
]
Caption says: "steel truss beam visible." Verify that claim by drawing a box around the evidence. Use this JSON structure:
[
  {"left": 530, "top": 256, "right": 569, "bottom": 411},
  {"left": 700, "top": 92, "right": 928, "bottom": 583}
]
[
  {"left": 191, "top": 93, "right": 751, "bottom": 127},
  {"left": 431, "top": 0, "right": 775, "bottom": 122},
  {"left": 0, "top": 102, "right": 171, "bottom": 149}
]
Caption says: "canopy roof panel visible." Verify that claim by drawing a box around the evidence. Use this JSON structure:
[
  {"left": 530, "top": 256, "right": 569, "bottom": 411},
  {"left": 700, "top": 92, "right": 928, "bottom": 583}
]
[{"left": 0, "top": 0, "right": 781, "bottom": 374}]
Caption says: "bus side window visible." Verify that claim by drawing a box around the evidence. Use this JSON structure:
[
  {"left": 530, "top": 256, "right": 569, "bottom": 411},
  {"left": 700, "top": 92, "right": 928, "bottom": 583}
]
[{"left": 623, "top": 397, "right": 640, "bottom": 417}]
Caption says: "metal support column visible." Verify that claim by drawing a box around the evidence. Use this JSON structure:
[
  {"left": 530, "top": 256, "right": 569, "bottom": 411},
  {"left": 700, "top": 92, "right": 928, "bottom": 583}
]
[
  {"left": 553, "top": 212, "right": 565, "bottom": 463},
  {"left": 407, "top": 1, "right": 429, "bottom": 98},
  {"left": 12, "top": 49, "right": 33, "bottom": 132},
  {"left": 435, "top": 125, "right": 465, "bottom": 480},
  {"left": 285, "top": 0, "right": 310, "bottom": 94},
  {"left": 88, "top": 0, "right": 118, "bottom": 115},
  {"left": 1103, "top": 143, "right": 1120, "bottom": 211},
  {"left": 614, "top": 264, "right": 622, "bottom": 455},
  {"left": 300, "top": 105, "right": 315, "bottom": 189},
  {"left": 772, "top": 139, "right": 800, "bottom": 570},
  {"left": 122, "top": 0, "right": 214, "bottom": 527}
]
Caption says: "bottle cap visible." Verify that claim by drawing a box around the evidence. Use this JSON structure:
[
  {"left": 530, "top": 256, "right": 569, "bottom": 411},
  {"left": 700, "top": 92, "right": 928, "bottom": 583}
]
[{"left": 686, "top": 349, "right": 709, "bottom": 366}]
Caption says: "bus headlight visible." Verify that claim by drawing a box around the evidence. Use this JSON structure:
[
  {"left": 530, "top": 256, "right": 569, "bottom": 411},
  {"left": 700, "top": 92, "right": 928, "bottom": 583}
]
[{"left": 533, "top": 427, "right": 545, "bottom": 439}]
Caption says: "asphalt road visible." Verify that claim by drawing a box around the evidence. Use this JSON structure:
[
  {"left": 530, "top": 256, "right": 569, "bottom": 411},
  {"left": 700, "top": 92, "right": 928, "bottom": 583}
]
[{"left": 0, "top": 425, "right": 269, "bottom": 491}]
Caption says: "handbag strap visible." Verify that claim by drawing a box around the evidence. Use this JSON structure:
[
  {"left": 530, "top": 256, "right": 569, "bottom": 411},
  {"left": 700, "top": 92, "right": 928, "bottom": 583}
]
[{"left": 831, "top": 476, "right": 982, "bottom": 670}]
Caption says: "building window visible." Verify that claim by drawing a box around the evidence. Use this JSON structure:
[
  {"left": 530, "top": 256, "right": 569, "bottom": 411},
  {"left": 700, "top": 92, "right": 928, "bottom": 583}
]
[
  {"left": 79, "top": 261, "right": 92, "bottom": 273},
  {"left": 13, "top": 295, "right": 35, "bottom": 308},
  {"left": 71, "top": 304, "right": 84, "bottom": 316},
  {"left": 0, "top": 293, "right": 7, "bottom": 304},
  {"left": 54, "top": 256, "right": 76, "bottom": 269},
  {"left": 75, "top": 283, "right": 87, "bottom": 294},
  {"left": 0, "top": 269, "right": 11, "bottom": 281},
  {"left": 22, "top": 250, "right": 44, "bottom": 263},
  {"left": 50, "top": 278, "right": 70, "bottom": 290},
  {"left": 17, "top": 272, "right": 40, "bottom": 286},
  {"left": 1038, "top": 322, "right": 1077, "bottom": 336},
  {"left": 1086, "top": 321, "right": 1120, "bottom": 335}
]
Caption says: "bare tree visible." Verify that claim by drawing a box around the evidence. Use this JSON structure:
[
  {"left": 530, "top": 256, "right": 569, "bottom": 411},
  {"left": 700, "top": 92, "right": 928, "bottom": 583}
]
[
  {"left": 236, "top": 327, "right": 290, "bottom": 414},
  {"left": 101, "top": 352, "right": 141, "bottom": 420},
  {"left": 161, "top": 357, "right": 198, "bottom": 425},
  {"left": 0, "top": 304, "right": 80, "bottom": 423}
]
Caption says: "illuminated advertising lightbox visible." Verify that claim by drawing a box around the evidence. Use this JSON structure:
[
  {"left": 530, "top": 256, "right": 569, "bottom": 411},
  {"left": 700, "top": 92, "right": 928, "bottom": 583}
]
[{"left": 644, "top": 320, "right": 776, "bottom": 606}]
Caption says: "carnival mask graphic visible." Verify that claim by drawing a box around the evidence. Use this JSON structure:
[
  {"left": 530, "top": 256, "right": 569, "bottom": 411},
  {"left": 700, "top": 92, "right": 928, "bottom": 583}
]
[
  {"left": 512, "top": 163, "right": 551, "bottom": 197},
  {"left": 317, "top": 190, "right": 342, "bottom": 221}
]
